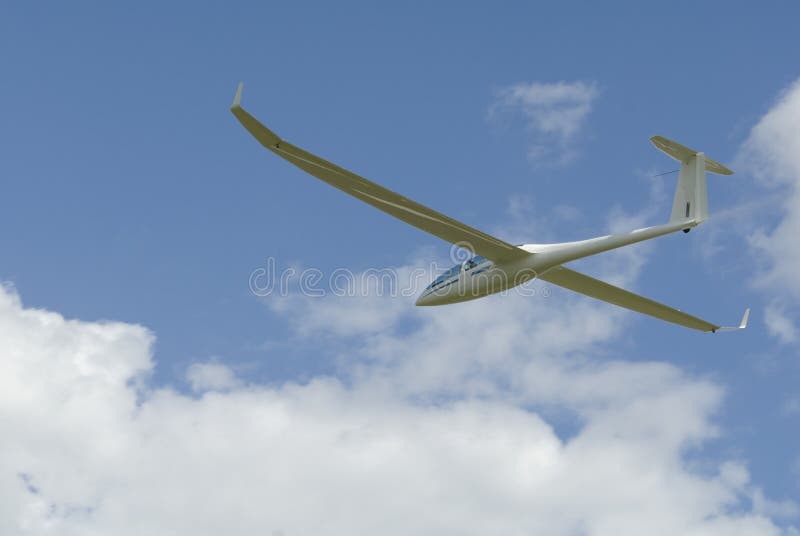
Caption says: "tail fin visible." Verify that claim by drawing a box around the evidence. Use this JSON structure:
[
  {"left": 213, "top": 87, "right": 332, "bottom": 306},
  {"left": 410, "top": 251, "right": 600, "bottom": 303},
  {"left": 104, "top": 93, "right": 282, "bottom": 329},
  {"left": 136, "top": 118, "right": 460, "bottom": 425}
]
[{"left": 650, "top": 136, "right": 733, "bottom": 226}]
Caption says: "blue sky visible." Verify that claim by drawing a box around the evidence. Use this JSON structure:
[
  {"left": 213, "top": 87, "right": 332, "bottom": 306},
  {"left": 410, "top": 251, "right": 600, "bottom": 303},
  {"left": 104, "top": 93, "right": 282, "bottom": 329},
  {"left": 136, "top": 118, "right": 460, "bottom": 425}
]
[{"left": 1, "top": 2, "right": 799, "bottom": 534}]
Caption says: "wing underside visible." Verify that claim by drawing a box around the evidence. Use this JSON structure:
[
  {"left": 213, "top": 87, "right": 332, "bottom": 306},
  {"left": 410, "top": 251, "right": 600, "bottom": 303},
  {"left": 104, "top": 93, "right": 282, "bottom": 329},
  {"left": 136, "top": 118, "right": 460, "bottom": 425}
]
[
  {"left": 230, "top": 84, "right": 529, "bottom": 263},
  {"left": 539, "top": 265, "right": 747, "bottom": 332}
]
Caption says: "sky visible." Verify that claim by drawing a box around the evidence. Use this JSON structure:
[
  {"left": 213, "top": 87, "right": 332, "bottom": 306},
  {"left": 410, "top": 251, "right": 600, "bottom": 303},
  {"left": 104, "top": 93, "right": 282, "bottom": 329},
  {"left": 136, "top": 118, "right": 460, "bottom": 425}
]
[{"left": 1, "top": 1, "right": 799, "bottom": 534}]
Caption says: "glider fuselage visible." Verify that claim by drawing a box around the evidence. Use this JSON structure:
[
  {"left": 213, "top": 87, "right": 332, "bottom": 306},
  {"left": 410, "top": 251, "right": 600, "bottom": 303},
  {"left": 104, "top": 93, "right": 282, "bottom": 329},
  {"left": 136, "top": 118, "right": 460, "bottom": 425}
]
[{"left": 416, "top": 219, "right": 697, "bottom": 305}]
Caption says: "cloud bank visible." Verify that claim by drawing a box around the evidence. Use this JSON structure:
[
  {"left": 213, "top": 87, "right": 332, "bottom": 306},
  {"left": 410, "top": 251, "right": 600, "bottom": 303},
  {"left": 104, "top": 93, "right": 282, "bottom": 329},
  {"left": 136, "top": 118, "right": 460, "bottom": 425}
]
[{"left": 1, "top": 273, "right": 792, "bottom": 535}]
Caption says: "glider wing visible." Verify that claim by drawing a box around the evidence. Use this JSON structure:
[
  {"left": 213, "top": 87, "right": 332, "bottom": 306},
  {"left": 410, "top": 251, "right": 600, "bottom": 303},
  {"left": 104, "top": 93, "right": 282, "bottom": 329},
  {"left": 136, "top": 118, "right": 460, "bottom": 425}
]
[
  {"left": 539, "top": 265, "right": 748, "bottom": 332},
  {"left": 230, "top": 83, "right": 530, "bottom": 263}
]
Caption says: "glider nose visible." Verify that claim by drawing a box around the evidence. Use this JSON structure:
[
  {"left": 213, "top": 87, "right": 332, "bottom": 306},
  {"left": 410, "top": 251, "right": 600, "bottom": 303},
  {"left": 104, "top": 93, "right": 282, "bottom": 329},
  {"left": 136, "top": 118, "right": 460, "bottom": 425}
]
[{"left": 415, "top": 291, "right": 436, "bottom": 306}]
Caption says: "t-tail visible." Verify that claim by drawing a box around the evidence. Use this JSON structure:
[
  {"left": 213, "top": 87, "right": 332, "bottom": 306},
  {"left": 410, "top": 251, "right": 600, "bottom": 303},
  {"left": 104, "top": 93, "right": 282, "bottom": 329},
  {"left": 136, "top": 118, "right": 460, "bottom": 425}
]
[{"left": 650, "top": 136, "right": 733, "bottom": 230}]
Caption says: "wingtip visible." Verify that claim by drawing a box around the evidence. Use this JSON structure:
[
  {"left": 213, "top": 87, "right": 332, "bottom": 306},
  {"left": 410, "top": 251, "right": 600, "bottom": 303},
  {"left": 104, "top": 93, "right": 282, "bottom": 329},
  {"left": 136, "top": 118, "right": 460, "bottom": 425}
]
[
  {"left": 229, "top": 84, "right": 283, "bottom": 147},
  {"left": 232, "top": 82, "right": 244, "bottom": 109},
  {"left": 649, "top": 135, "right": 662, "bottom": 151},
  {"left": 740, "top": 308, "right": 750, "bottom": 329},
  {"left": 714, "top": 307, "right": 750, "bottom": 332}
]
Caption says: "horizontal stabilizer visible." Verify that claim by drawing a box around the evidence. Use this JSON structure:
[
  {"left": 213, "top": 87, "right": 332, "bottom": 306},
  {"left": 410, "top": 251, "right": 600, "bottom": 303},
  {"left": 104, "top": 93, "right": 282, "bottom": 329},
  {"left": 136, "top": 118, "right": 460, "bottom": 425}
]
[{"left": 651, "top": 136, "right": 733, "bottom": 175}]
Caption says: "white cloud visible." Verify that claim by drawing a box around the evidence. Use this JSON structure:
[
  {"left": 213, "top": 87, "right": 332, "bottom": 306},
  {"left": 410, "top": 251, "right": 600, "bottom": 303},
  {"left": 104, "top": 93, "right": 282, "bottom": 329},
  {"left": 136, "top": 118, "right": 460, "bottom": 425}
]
[
  {"left": 1, "top": 275, "right": 795, "bottom": 535},
  {"left": 186, "top": 362, "right": 242, "bottom": 392},
  {"left": 739, "top": 79, "right": 800, "bottom": 299},
  {"left": 489, "top": 80, "right": 598, "bottom": 165},
  {"left": 753, "top": 487, "right": 800, "bottom": 520},
  {"left": 764, "top": 301, "right": 798, "bottom": 345},
  {"left": 266, "top": 264, "right": 421, "bottom": 338}
]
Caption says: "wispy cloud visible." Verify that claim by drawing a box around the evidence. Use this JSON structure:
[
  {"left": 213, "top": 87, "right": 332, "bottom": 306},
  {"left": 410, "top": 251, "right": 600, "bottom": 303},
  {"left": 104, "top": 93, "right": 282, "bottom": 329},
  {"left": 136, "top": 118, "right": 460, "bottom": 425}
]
[
  {"left": 186, "top": 361, "right": 242, "bottom": 392},
  {"left": 763, "top": 301, "right": 798, "bottom": 345},
  {"left": 489, "top": 80, "right": 599, "bottom": 165}
]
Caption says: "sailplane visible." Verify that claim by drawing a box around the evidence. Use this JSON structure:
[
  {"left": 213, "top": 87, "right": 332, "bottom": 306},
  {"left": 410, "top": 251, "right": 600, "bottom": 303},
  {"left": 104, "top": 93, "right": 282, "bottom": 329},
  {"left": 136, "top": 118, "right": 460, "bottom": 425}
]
[{"left": 231, "top": 83, "right": 748, "bottom": 333}]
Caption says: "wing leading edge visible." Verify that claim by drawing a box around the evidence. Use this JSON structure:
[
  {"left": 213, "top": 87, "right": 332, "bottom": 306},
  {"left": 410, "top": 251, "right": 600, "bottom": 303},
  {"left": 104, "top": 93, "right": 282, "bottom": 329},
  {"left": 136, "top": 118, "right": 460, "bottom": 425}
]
[
  {"left": 539, "top": 265, "right": 749, "bottom": 332},
  {"left": 230, "top": 83, "right": 530, "bottom": 263}
]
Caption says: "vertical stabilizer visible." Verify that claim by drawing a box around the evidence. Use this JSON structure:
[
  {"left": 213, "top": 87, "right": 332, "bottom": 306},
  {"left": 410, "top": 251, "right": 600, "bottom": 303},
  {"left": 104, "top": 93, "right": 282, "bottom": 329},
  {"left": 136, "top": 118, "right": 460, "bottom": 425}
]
[{"left": 671, "top": 152, "right": 708, "bottom": 224}]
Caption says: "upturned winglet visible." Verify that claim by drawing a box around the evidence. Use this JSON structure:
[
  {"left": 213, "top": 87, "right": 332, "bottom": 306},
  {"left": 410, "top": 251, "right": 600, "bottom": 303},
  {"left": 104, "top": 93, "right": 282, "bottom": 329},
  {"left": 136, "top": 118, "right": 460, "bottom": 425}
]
[
  {"left": 229, "top": 82, "right": 282, "bottom": 148},
  {"left": 715, "top": 308, "right": 750, "bottom": 332},
  {"left": 232, "top": 81, "right": 244, "bottom": 109}
]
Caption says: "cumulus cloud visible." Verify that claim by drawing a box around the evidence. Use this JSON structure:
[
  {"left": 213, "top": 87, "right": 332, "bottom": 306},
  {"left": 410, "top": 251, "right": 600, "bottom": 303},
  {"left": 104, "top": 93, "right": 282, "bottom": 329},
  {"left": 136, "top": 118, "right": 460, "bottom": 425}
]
[
  {"left": 489, "top": 80, "right": 598, "bottom": 165},
  {"left": 739, "top": 79, "right": 800, "bottom": 299},
  {"left": 1, "top": 275, "right": 795, "bottom": 535}
]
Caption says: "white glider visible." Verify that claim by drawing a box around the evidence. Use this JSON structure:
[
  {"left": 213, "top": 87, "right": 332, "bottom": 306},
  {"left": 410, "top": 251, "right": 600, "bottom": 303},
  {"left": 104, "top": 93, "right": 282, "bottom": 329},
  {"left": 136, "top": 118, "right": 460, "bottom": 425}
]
[{"left": 231, "top": 83, "right": 748, "bottom": 333}]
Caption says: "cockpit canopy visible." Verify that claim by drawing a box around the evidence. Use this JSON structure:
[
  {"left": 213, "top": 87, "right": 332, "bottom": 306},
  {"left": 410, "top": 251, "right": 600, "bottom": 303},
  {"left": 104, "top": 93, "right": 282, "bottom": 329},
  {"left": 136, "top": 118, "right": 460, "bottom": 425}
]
[{"left": 426, "top": 256, "right": 490, "bottom": 290}]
